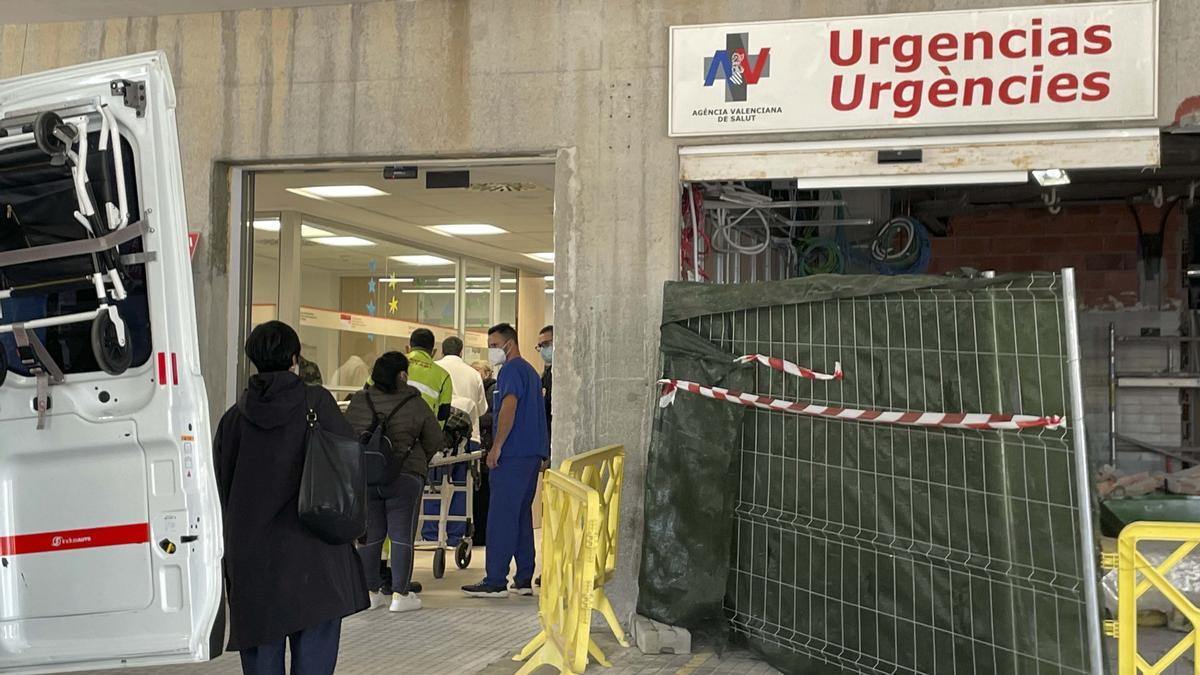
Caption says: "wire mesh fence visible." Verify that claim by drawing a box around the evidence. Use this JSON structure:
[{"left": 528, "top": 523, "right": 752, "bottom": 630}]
[{"left": 678, "top": 272, "right": 1101, "bottom": 674}]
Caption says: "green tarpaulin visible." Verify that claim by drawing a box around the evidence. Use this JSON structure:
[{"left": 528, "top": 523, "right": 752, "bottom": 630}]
[{"left": 638, "top": 273, "right": 1099, "bottom": 675}]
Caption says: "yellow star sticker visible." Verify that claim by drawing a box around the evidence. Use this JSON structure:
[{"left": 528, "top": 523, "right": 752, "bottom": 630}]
[
  {"left": 388, "top": 297, "right": 398, "bottom": 314},
  {"left": 388, "top": 278, "right": 398, "bottom": 288}
]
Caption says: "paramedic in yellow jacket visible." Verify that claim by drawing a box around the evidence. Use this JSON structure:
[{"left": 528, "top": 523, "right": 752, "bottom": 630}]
[{"left": 406, "top": 328, "right": 453, "bottom": 424}]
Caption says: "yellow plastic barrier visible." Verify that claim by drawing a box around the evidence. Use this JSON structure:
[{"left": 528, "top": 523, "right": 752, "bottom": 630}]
[
  {"left": 1105, "top": 521, "right": 1200, "bottom": 675},
  {"left": 561, "top": 445, "right": 629, "bottom": 650},
  {"left": 515, "top": 469, "right": 603, "bottom": 674}
]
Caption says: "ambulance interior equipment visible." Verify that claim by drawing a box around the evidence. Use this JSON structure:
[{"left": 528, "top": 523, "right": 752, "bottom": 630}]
[
  {"left": 0, "top": 104, "right": 146, "bottom": 423},
  {"left": 0, "top": 53, "right": 222, "bottom": 675}
]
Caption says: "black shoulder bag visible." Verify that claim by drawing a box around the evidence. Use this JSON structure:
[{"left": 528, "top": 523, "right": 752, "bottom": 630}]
[{"left": 298, "top": 387, "right": 367, "bottom": 544}]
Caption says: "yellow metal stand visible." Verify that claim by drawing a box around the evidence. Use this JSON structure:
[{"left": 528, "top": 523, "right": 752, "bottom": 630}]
[
  {"left": 1106, "top": 521, "right": 1200, "bottom": 675},
  {"left": 514, "top": 470, "right": 603, "bottom": 674},
  {"left": 561, "top": 445, "right": 630, "bottom": 650}
]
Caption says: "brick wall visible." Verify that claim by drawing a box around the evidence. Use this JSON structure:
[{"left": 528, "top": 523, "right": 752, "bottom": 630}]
[
  {"left": 928, "top": 205, "right": 1184, "bottom": 309},
  {"left": 928, "top": 204, "right": 1188, "bottom": 467}
]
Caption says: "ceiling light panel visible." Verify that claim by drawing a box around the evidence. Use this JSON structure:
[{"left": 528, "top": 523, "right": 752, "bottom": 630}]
[
  {"left": 425, "top": 224, "right": 509, "bottom": 236},
  {"left": 288, "top": 185, "right": 389, "bottom": 199},
  {"left": 310, "top": 236, "right": 375, "bottom": 247},
  {"left": 301, "top": 224, "right": 335, "bottom": 238},
  {"left": 391, "top": 254, "right": 454, "bottom": 266}
]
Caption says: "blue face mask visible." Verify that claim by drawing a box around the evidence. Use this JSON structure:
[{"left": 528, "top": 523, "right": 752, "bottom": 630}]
[{"left": 539, "top": 345, "right": 553, "bottom": 365}]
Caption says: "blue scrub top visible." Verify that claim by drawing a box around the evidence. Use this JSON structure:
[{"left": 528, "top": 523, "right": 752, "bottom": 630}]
[{"left": 493, "top": 356, "right": 549, "bottom": 459}]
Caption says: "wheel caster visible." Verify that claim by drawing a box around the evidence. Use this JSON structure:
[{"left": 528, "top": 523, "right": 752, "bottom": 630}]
[
  {"left": 92, "top": 311, "right": 132, "bottom": 375},
  {"left": 33, "top": 111, "right": 72, "bottom": 160},
  {"left": 455, "top": 540, "right": 472, "bottom": 569},
  {"left": 433, "top": 548, "right": 446, "bottom": 579}
]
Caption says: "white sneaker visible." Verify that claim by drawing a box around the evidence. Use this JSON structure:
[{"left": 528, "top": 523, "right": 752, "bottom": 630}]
[
  {"left": 389, "top": 592, "right": 422, "bottom": 613},
  {"left": 367, "top": 592, "right": 388, "bottom": 610}
]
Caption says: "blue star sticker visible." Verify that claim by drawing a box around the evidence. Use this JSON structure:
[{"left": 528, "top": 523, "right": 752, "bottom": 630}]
[
  {"left": 368, "top": 259, "right": 378, "bottom": 273},
  {"left": 368, "top": 278, "right": 377, "bottom": 293},
  {"left": 366, "top": 300, "right": 377, "bottom": 316},
  {"left": 367, "top": 333, "right": 375, "bottom": 342}
]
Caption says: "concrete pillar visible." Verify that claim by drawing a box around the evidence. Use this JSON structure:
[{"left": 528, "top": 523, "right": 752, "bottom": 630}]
[
  {"left": 276, "top": 210, "right": 302, "bottom": 328},
  {"left": 518, "top": 270, "right": 547, "bottom": 373}
]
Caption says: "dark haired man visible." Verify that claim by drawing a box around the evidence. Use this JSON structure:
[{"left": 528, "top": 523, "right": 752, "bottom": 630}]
[{"left": 462, "top": 323, "right": 547, "bottom": 597}]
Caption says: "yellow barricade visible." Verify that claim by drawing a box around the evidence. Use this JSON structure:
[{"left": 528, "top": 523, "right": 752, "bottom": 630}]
[
  {"left": 1106, "top": 521, "right": 1200, "bottom": 675},
  {"left": 515, "top": 469, "right": 603, "bottom": 674},
  {"left": 561, "top": 445, "right": 629, "bottom": 650}
]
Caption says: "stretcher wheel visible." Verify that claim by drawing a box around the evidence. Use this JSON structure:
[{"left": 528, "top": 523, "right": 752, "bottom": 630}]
[
  {"left": 33, "top": 112, "right": 71, "bottom": 158},
  {"left": 455, "top": 540, "right": 472, "bottom": 569},
  {"left": 91, "top": 312, "right": 132, "bottom": 375},
  {"left": 0, "top": 346, "right": 7, "bottom": 388},
  {"left": 433, "top": 548, "right": 446, "bottom": 579}
]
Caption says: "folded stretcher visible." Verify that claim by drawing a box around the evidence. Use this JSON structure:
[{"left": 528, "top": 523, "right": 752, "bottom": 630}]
[{"left": 0, "top": 103, "right": 145, "bottom": 425}]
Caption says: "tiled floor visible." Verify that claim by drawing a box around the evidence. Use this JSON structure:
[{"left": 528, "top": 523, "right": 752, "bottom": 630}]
[
  {"left": 82, "top": 543, "right": 1193, "bottom": 674},
  {"left": 77, "top": 545, "right": 779, "bottom": 675}
]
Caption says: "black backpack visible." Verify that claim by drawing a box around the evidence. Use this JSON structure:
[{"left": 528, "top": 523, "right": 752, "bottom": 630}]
[{"left": 360, "top": 390, "right": 418, "bottom": 487}]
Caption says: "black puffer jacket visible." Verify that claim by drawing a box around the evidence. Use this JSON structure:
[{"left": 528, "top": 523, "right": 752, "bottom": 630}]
[
  {"left": 343, "top": 384, "right": 443, "bottom": 478},
  {"left": 213, "top": 372, "right": 369, "bottom": 651}
]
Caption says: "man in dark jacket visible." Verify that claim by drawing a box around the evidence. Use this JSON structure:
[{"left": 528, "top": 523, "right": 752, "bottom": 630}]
[
  {"left": 213, "top": 321, "right": 368, "bottom": 675},
  {"left": 343, "top": 352, "right": 443, "bottom": 613}
]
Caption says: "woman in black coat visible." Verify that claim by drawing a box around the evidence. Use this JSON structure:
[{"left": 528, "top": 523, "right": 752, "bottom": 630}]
[{"left": 213, "top": 321, "right": 369, "bottom": 675}]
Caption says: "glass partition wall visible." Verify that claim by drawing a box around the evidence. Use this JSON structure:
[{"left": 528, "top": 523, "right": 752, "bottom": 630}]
[{"left": 248, "top": 211, "right": 526, "bottom": 399}]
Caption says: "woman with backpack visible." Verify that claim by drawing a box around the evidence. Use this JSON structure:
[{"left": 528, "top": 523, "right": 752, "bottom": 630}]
[{"left": 343, "top": 351, "right": 444, "bottom": 613}]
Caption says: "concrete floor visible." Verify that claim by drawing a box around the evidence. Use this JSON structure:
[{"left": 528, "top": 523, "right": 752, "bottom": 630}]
[
  {"left": 79, "top": 541, "right": 1188, "bottom": 674},
  {"left": 78, "top": 544, "right": 776, "bottom": 675}
]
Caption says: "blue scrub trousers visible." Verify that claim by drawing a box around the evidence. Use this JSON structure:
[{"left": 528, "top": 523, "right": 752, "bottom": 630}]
[{"left": 484, "top": 455, "right": 542, "bottom": 587}]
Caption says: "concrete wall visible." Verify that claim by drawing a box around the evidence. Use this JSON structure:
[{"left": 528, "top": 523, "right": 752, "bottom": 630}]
[{"left": 5, "top": 0, "right": 1200, "bottom": 618}]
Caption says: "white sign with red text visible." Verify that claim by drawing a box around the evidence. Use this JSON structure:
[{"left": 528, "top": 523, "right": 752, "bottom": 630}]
[{"left": 668, "top": 0, "right": 1158, "bottom": 137}]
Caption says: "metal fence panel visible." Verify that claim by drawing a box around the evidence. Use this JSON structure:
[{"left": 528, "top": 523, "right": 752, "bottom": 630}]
[{"left": 644, "top": 272, "right": 1100, "bottom": 675}]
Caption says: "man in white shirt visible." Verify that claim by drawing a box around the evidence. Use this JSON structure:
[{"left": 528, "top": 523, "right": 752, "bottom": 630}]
[{"left": 437, "top": 336, "right": 489, "bottom": 445}]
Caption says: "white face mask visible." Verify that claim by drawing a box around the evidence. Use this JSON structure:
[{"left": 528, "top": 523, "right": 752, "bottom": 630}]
[
  {"left": 539, "top": 345, "right": 553, "bottom": 365},
  {"left": 488, "top": 347, "right": 506, "bottom": 366}
]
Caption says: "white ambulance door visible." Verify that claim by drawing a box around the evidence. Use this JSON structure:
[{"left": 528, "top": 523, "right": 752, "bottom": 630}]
[{"left": 0, "top": 52, "right": 223, "bottom": 673}]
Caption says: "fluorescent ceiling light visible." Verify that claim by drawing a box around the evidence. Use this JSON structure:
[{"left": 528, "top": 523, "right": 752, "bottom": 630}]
[
  {"left": 301, "top": 224, "right": 334, "bottom": 238},
  {"left": 501, "top": 289, "right": 516, "bottom": 294},
  {"left": 253, "top": 218, "right": 281, "bottom": 232},
  {"left": 1032, "top": 169, "right": 1071, "bottom": 186},
  {"left": 424, "top": 224, "right": 509, "bottom": 236},
  {"left": 379, "top": 276, "right": 415, "bottom": 283},
  {"left": 545, "top": 288, "right": 554, "bottom": 294},
  {"left": 543, "top": 275, "right": 554, "bottom": 281},
  {"left": 501, "top": 278, "right": 516, "bottom": 284},
  {"left": 310, "top": 236, "right": 375, "bottom": 247},
  {"left": 438, "top": 276, "right": 492, "bottom": 283},
  {"left": 525, "top": 252, "right": 555, "bottom": 263},
  {"left": 288, "top": 185, "right": 389, "bottom": 199},
  {"left": 391, "top": 254, "right": 453, "bottom": 266}
]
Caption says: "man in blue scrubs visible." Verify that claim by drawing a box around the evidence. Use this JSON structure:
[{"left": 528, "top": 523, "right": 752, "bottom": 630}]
[{"left": 462, "top": 323, "right": 548, "bottom": 597}]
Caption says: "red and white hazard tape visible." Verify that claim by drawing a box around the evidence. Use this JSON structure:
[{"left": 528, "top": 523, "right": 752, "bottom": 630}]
[
  {"left": 657, "top": 379, "right": 1065, "bottom": 431},
  {"left": 735, "top": 354, "right": 843, "bottom": 381}
]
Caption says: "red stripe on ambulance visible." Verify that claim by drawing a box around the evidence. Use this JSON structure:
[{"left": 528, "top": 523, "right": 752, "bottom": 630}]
[
  {"left": 157, "top": 352, "right": 167, "bottom": 385},
  {"left": 0, "top": 523, "right": 150, "bottom": 556}
]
